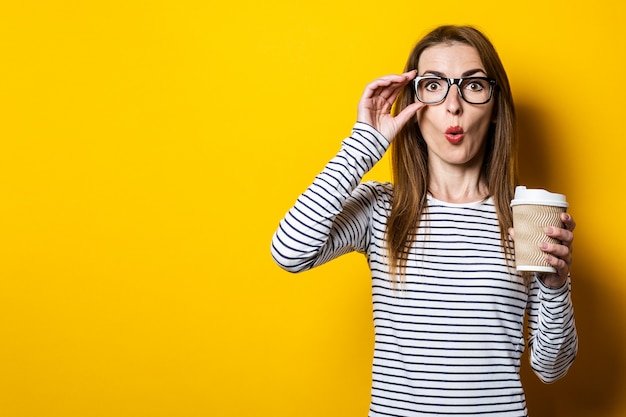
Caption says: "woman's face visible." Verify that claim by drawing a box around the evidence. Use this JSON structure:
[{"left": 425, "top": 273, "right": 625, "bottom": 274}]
[{"left": 416, "top": 42, "right": 495, "bottom": 170}]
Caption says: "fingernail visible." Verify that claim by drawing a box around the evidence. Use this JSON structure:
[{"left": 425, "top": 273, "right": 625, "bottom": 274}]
[{"left": 540, "top": 242, "right": 548, "bottom": 250}]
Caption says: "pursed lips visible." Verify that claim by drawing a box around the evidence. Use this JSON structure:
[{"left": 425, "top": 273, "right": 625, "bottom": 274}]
[{"left": 445, "top": 126, "right": 464, "bottom": 144}]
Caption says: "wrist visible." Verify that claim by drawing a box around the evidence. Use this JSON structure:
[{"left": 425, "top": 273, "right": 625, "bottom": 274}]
[{"left": 538, "top": 274, "right": 567, "bottom": 289}]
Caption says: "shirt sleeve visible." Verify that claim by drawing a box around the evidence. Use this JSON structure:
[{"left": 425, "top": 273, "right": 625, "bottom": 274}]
[
  {"left": 526, "top": 274, "right": 578, "bottom": 383},
  {"left": 270, "top": 122, "right": 390, "bottom": 273}
]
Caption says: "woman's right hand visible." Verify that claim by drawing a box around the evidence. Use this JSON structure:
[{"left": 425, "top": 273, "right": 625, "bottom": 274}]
[{"left": 357, "top": 70, "right": 424, "bottom": 141}]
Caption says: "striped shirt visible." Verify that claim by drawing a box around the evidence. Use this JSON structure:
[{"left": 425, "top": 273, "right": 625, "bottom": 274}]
[{"left": 271, "top": 122, "right": 577, "bottom": 416}]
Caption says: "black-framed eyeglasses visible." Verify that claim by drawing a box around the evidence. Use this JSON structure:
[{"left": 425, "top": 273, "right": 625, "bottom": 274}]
[{"left": 413, "top": 75, "right": 496, "bottom": 105}]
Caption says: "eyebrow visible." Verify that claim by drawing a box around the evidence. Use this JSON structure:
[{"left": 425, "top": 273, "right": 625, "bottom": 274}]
[{"left": 422, "top": 68, "right": 488, "bottom": 77}]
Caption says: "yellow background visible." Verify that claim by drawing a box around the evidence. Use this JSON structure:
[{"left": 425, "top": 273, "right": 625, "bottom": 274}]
[{"left": 0, "top": 1, "right": 624, "bottom": 416}]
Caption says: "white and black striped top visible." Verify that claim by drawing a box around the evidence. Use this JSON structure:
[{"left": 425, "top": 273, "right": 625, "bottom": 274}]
[{"left": 271, "top": 122, "right": 577, "bottom": 416}]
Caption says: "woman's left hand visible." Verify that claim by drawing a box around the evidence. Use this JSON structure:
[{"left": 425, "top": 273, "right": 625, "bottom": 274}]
[
  {"left": 538, "top": 212, "right": 576, "bottom": 288},
  {"left": 508, "top": 212, "right": 576, "bottom": 288}
]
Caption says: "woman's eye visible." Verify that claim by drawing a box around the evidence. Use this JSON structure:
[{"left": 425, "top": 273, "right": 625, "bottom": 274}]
[
  {"left": 425, "top": 82, "right": 441, "bottom": 91},
  {"left": 466, "top": 81, "right": 485, "bottom": 91}
]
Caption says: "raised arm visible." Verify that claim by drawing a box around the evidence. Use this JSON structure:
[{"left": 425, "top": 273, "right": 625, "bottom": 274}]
[
  {"left": 271, "top": 72, "right": 422, "bottom": 273},
  {"left": 270, "top": 123, "right": 389, "bottom": 272}
]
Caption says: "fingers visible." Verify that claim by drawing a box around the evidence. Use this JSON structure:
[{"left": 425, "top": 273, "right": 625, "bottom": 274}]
[
  {"left": 541, "top": 255, "right": 570, "bottom": 288},
  {"left": 360, "top": 70, "right": 416, "bottom": 105},
  {"left": 510, "top": 213, "right": 576, "bottom": 289},
  {"left": 357, "top": 70, "right": 421, "bottom": 140},
  {"left": 368, "top": 70, "right": 416, "bottom": 90},
  {"left": 541, "top": 241, "right": 572, "bottom": 267},
  {"left": 386, "top": 70, "right": 417, "bottom": 102},
  {"left": 394, "top": 101, "right": 424, "bottom": 129},
  {"left": 542, "top": 220, "right": 574, "bottom": 266},
  {"left": 509, "top": 213, "right": 575, "bottom": 247},
  {"left": 545, "top": 223, "right": 574, "bottom": 249},
  {"left": 562, "top": 212, "right": 576, "bottom": 232},
  {"left": 538, "top": 214, "right": 575, "bottom": 287},
  {"left": 539, "top": 239, "right": 572, "bottom": 288}
]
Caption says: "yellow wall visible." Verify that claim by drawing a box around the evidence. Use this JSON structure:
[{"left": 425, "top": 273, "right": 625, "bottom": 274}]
[{"left": 1, "top": 1, "right": 624, "bottom": 416}]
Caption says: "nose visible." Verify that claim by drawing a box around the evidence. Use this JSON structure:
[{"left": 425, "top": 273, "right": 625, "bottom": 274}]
[{"left": 445, "top": 84, "right": 463, "bottom": 115}]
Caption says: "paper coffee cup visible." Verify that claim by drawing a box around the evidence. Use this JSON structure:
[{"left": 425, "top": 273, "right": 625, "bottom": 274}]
[{"left": 510, "top": 186, "right": 569, "bottom": 273}]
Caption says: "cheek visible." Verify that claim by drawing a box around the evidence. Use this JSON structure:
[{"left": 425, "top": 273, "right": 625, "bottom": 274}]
[
  {"left": 477, "top": 109, "right": 496, "bottom": 134},
  {"left": 416, "top": 108, "right": 435, "bottom": 129},
  {"left": 416, "top": 108, "right": 441, "bottom": 141}
]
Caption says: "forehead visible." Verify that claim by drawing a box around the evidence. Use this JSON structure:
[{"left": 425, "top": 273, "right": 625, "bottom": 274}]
[{"left": 417, "top": 42, "right": 485, "bottom": 74}]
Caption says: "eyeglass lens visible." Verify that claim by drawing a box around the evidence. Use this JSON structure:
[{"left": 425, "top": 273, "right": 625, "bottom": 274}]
[{"left": 415, "top": 77, "right": 493, "bottom": 104}]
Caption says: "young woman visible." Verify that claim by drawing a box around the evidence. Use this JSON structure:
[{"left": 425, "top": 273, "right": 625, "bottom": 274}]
[{"left": 271, "top": 25, "right": 577, "bottom": 417}]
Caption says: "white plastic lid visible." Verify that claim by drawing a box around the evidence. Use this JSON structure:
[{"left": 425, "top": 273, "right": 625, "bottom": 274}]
[{"left": 510, "top": 186, "right": 568, "bottom": 208}]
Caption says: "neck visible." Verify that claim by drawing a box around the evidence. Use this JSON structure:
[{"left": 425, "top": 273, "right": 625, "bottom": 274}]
[{"left": 428, "top": 164, "right": 488, "bottom": 204}]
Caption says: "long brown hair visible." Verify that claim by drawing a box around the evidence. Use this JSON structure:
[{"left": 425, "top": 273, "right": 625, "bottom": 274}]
[{"left": 388, "top": 25, "right": 518, "bottom": 281}]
